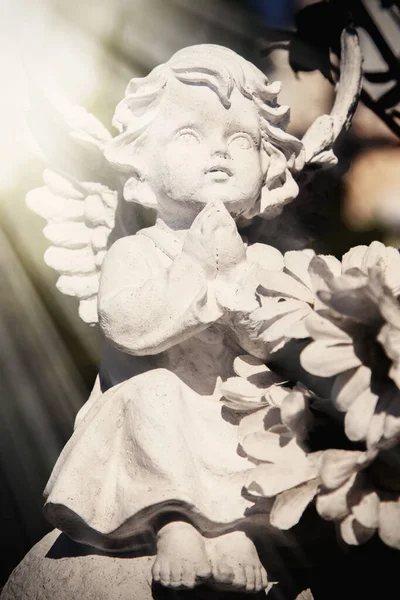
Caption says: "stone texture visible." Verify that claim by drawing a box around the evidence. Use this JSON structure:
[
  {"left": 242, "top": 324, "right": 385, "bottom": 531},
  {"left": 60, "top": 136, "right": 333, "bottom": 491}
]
[
  {"left": 2, "top": 529, "right": 304, "bottom": 600},
  {"left": 1, "top": 530, "right": 152, "bottom": 600}
]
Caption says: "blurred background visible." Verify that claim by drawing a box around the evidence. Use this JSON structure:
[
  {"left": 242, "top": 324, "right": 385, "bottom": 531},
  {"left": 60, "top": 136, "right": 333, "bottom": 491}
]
[{"left": 0, "top": 0, "right": 399, "bottom": 588}]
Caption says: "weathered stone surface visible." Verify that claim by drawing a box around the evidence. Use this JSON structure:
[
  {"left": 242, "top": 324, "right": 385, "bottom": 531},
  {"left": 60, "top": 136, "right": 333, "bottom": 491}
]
[
  {"left": 1, "top": 530, "right": 154, "bottom": 600},
  {"left": 1, "top": 530, "right": 280, "bottom": 600}
]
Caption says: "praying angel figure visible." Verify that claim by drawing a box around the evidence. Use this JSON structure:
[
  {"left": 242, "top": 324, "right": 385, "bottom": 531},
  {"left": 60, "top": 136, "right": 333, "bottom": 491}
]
[{"left": 28, "top": 41, "right": 361, "bottom": 593}]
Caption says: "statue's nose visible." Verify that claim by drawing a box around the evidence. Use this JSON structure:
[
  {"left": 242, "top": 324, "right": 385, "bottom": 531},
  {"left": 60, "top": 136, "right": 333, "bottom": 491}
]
[{"left": 211, "top": 148, "right": 230, "bottom": 160}]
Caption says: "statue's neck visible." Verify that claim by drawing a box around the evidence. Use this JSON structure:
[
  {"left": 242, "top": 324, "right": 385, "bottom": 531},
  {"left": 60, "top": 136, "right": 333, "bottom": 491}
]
[
  {"left": 155, "top": 205, "right": 243, "bottom": 242},
  {"left": 155, "top": 217, "right": 189, "bottom": 243},
  {"left": 155, "top": 203, "right": 197, "bottom": 241}
]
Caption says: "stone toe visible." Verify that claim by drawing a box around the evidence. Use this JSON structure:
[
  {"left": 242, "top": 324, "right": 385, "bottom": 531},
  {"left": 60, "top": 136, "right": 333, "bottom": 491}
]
[{"left": 245, "top": 565, "right": 256, "bottom": 592}]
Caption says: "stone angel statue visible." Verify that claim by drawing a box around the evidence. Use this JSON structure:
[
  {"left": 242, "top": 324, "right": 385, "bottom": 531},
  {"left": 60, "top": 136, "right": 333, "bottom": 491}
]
[{"left": 26, "top": 38, "right": 361, "bottom": 594}]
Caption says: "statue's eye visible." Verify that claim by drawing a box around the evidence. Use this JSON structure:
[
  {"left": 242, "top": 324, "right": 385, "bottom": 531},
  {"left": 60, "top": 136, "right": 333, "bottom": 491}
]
[
  {"left": 228, "top": 133, "right": 254, "bottom": 150},
  {"left": 175, "top": 129, "right": 200, "bottom": 145}
]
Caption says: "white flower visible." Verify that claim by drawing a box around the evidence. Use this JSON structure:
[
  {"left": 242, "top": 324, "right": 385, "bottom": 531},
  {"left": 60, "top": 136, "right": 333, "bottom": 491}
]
[
  {"left": 300, "top": 263, "right": 400, "bottom": 451},
  {"left": 341, "top": 241, "right": 400, "bottom": 295},
  {"left": 246, "top": 440, "right": 400, "bottom": 550},
  {"left": 236, "top": 242, "right": 400, "bottom": 548},
  {"left": 250, "top": 241, "right": 400, "bottom": 357},
  {"left": 379, "top": 322, "right": 400, "bottom": 389},
  {"left": 220, "top": 355, "right": 287, "bottom": 413},
  {"left": 374, "top": 275, "right": 400, "bottom": 389},
  {"left": 250, "top": 248, "right": 341, "bottom": 354},
  {"left": 221, "top": 354, "right": 318, "bottom": 529},
  {"left": 246, "top": 443, "right": 322, "bottom": 531},
  {"left": 238, "top": 383, "right": 318, "bottom": 530},
  {"left": 315, "top": 448, "right": 400, "bottom": 550}
]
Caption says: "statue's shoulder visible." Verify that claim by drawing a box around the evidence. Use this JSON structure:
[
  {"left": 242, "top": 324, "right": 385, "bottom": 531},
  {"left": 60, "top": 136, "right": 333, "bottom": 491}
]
[{"left": 108, "top": 226, "right": 178, "bottom": 260}]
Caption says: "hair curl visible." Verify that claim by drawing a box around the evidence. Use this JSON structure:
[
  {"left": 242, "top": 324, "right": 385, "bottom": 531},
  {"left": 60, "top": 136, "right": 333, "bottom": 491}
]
[{"left": 105, "top": 44, "right": 305, "bottom": 219}]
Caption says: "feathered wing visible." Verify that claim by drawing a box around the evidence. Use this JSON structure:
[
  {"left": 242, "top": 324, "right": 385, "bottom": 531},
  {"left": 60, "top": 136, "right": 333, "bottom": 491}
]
[
  {"left": 26, "top": 102, "right": 146, "bottom": 326},
  {"left": 27, "top": 168, "right": 117, "bottom": 325}
]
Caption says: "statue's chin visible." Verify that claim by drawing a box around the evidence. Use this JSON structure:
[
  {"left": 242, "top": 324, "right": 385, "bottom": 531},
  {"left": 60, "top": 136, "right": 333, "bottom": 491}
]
[
  {"left": 155, "top": 187, "right": 259, "bottom": 222},
  {"left": 187, "top": 192, "right": 258, "bottom": 218}
]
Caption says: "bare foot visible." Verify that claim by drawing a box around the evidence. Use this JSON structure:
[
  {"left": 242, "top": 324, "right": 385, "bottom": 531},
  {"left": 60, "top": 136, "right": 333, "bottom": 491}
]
[
  {"left": 206, "top": 531, "right": 268, "bottom": 592},
  {"left": 152, "top": 522, "right": 212, "bottom": 589}
]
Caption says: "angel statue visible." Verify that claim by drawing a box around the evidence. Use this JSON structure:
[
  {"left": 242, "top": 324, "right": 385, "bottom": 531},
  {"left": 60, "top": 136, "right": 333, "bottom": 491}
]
[{"left": 23, "top": 37, "right": 361, "bottom": 596}]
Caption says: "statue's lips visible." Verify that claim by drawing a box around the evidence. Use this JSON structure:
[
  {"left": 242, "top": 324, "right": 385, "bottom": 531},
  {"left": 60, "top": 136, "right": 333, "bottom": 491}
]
[{"left": 204, "top": 165, "right": 233, "bottom": 180}]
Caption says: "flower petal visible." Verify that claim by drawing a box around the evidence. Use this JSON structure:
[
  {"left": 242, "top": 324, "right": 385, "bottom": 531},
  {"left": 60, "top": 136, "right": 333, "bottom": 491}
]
[
  {"left": 362, "top": 241, "right": 388, "bottom": 272},
  {"left": 384, "top": 247, "right": 400, "bottom": 294},
  {"left": 344, "top": 387, "right": 378, "bottom": 442},
  {"left": 222, "top": 398, "right": 270, "bottom": 413},
  {"left": 242, "top": 431, "right": 305, "bottom": 463},
  {"left": 319, "top": 450, "right": 364, "bottom": 490},
  {"left": 379, "top": 498, "right": 400, "bottom": 549},
  {"left": 238, "top": 407, "right": 279, "bottom": 446},
  {"left": 319, "top": 266, "right": 383, "bottom": 324},
  {"left": 320, "top": 255, "right": 342, "bottom": 278},
  {"left": 221, "top": 377, "right": 264, "bottom": 402},
  {"left": 383, "top": 389, "right": 400, "bottom": 442},
  {"left": 231, "top": 356, "right": 284, "bottom": 390},
  {"left": 270, "top": 479, "right": 319, "bottom": 530},
  {"left": 258, "top": 270, "right": 314, "bottom": 303},
  {"left": 307, "top": 255, "right": 334, "bottom": 286},
  {"left": 316, "top": 473, "right": 357, "bottom": 520},
  {"left": 320, "top": 285, "right": 381, "bottom": 325},
  {"left": 221, "top": 376, "right": 270, "bottom": 412},
  {"left": 368, "top": 273, "right": 400, "bottom": 327},
  {"left": 246, "top": 243, "right": 284, "bottom": 273},
  {"left": 332, "top": 366, "right": 371, "bottom": 412},
  {"left": 308, "top": 255, "right": 342, "bottom": 310},
  {"left": 233, "top": 355, "right": 269, "bottom": 379},
  {"left": 261, "top": 309, "right": 312, "bottom": 342},
  {"left": 304, "top": 312, "right": 352, "bottom": 343},
  {"left": 284, "top": 250, "right": 314, "bottom": 292},
  {"left": 365, "top": 242, "right": 391, "bottom": 274},
  {"left": 339, "top": 514, "right": 376, "bottom": 546},
  {"left": 301, "top": 341, "right": 361, "bottom": 378},
  {"left": 367, "top": 392, "right": 393, "bottom": 449},
  {"left": 341, "top": 245, "right": 368, "bottom": 273},
  {"left": 352, "top": 490, "right": 380, "bottom": 529},
  {"left": 289, "top": 316, "right": 311, "bottom": 339},
  {"left": 281, "top": 391, "right": 312, "bottom": 440},
  {"left": 329, "top": 272, "right": 368, "bottom": 291},
  {"left": 379, "top": 324, "right": 400, "bottom": 366},
  {"left": 256, "top": 298, "right": 309, "bottom": 317},
  {"left": 246, "top": 459, "right": 318, "bottom": 498},
  {"left": 389, "top": 360, "right": 400, "bottom": 390},
  {"left": 266, "top": 385, "right": 290, "bottom": 408}
]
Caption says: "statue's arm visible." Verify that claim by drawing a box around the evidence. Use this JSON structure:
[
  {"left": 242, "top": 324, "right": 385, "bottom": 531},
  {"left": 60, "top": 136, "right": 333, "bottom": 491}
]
[{"left": 98, "top": 236, "right": 223, "bottom": 356}]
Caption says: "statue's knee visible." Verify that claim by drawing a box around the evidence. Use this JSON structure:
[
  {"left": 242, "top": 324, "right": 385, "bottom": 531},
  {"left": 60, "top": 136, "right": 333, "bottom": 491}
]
[{"left": 125, "top": 369, "right": 182, "bottom": 413}]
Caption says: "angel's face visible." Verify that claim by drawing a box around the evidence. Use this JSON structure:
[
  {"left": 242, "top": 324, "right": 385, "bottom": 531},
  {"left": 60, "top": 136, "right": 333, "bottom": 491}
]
[{"left": 143, "top": 79, "right": 266, "bottom": 218}]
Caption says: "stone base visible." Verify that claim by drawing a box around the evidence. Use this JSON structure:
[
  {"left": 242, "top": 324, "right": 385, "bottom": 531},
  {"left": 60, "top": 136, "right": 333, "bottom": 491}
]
[
  {"left": 1, "top": 530, "right": 152, "bottom": 600},
  {"left": 0, "top": 529, "right": 316, "bottom": 600}
]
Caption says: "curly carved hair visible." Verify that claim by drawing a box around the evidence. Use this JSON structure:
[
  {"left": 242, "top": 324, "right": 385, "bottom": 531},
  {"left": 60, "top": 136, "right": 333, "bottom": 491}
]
[{"left": 106, "top": 44, "right": 305, "bottom": 219}]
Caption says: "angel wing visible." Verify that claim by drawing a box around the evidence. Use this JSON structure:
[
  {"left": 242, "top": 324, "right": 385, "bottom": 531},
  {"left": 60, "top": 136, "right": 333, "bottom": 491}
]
[
  {"left": 26, "top": 100, "right": 152, "bottom": 326},
  {"left": 301, "top": 28, "right": 363, "bottom": 170}
]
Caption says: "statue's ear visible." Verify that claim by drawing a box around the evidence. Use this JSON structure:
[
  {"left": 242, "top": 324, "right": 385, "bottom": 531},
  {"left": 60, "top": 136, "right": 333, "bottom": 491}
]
[{"left": 123, "top": 173, "right": 158, "bottom": 210}]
